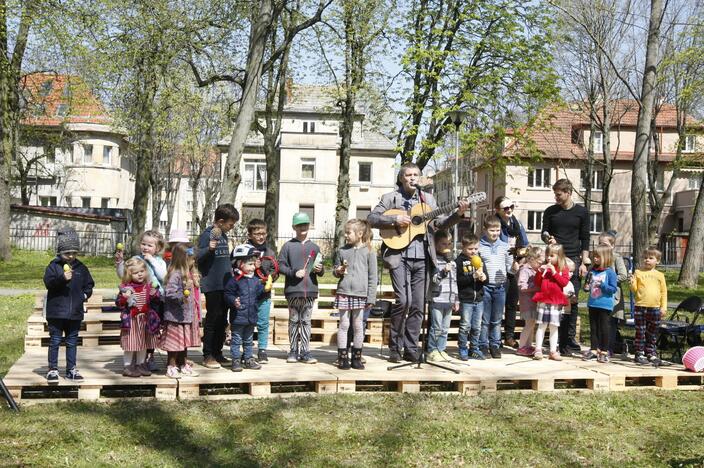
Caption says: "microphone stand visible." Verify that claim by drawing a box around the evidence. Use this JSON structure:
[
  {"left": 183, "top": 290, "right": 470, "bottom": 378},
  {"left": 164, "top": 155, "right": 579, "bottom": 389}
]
[
  {"left": 388, "top": 185, "right": 460, "bottom": 374},
  {"left": 1, "top": 377, "right": 19, "bottom": 411}
]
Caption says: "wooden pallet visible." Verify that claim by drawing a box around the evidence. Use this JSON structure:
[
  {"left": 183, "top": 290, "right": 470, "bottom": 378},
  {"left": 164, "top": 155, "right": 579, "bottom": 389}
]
[
  {"left": 3, "top": 346, "right": 177, "bottom": 404},
  {"left": 569, "top": 357, "right": 703, "bottom": 391}
]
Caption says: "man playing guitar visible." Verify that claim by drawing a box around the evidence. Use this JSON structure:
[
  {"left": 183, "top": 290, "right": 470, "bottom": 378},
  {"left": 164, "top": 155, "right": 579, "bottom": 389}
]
[{"left": 367, "top": 162, "right": 469, "bottom": 363}]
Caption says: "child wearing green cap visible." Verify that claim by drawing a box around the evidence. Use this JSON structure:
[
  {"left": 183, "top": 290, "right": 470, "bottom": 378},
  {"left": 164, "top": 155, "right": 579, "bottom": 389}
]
[{"left": 278, "top": 212, "right": 324, "bottom": 364}]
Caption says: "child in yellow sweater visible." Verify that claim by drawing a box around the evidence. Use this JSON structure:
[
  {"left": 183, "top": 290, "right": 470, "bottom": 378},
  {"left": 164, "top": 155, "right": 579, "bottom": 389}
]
[{"left": 629, "top": 248, "right": 667, "bottom": 365}]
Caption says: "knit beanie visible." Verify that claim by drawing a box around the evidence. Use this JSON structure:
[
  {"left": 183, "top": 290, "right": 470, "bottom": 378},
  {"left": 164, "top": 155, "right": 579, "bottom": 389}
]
[{"left": 56, "top": 227, "right": 80, "bottom": 254}]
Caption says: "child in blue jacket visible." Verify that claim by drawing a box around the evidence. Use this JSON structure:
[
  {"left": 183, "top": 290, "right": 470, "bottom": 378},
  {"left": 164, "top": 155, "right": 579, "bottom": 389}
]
[
  {"left": 43, "top": 227, "right": 94, "bottom": 383},
  {"left": 584, "top": 245, "right": 618, "bottom": 363},
  {"left": 224, "top": 245, "right": 270, "bottom": 372}
]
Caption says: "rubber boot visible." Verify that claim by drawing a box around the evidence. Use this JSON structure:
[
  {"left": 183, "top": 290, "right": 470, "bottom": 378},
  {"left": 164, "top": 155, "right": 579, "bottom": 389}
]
[
  {"left": 351, "top": 347, "right": 365, "bottom": 370},
  {"left": 338, "top": 348, "right": 351, "bottom": 370}
]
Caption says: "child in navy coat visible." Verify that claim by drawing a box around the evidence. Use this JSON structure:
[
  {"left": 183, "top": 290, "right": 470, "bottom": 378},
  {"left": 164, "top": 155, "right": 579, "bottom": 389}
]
[
  {"left": 43, "top": 227, "right": 94, "bottom": 383},
  {"left": 224, "top": 245, "right": 271, "bottom": 372}
]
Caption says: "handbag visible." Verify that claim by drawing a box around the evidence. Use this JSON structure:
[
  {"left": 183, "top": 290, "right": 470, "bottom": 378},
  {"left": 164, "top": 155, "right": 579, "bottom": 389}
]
[{"left": 369, "top": 299, "right": 392, "bottom": 318}]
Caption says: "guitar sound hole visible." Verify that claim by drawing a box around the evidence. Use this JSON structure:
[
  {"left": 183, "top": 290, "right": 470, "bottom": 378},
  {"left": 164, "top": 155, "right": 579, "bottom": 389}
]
[{"left": 411, "top": 216, "right": 423, "bottom": 225}]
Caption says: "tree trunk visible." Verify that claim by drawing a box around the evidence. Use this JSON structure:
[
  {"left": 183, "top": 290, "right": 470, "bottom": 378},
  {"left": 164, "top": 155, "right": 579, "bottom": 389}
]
[
  {"left": 601, "top": 106, "right": 612, "bottom": 232},
  {"left": 219, "top": 0, "right": 273, "bottom": 204},
  {"left": 264, "top": 141, "right": 280, "bottom": 252},
  {"left": 678, "top": 180, "right": 704, "bottom": 287},
  {"left": 631, "top": 0, "right": 665, "bottom": 261}
]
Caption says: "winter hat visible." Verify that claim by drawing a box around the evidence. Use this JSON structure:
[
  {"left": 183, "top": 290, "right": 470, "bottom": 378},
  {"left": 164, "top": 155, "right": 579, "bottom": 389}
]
[
  {"left": 168, "top": 229, "right": 189, "bottom": 243},
  {"left": 56, "top": 227, "right": 80, "bottom": 254}
]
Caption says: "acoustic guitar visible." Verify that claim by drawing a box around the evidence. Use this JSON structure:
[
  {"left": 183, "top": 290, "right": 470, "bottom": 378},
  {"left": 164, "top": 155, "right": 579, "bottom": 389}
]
[{"left": 379, "top": 191, "right": 487, "bottom": 250}]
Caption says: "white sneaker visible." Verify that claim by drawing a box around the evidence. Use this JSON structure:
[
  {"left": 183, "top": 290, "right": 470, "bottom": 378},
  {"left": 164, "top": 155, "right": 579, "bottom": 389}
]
[
  {"left": 166, "top": 365, "right": 181, "bottom": 379},
  {"left": 179, "top": 364, "right": 199, "bottom": 377},
  {"left": 426, "top": 350, "right": 442, "bottom": 362}
]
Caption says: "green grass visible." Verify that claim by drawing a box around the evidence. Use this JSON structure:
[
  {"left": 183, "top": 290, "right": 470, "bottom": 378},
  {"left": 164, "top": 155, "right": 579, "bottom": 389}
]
[{"left": 0, "top": 295, "right": 33, "bottom": 376}]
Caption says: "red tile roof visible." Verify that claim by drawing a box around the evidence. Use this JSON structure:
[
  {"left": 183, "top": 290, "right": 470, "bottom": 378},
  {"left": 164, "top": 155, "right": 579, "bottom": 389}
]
[
  {"left": 20, "top": 73, "right": 112, "bottom": 127},
  {"left": 505, "top": 100, "right": 702, "bottom": 163}
]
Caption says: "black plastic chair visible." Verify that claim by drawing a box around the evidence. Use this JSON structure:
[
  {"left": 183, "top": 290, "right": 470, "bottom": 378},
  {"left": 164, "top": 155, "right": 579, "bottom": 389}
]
[{"left": 657, "top": 296, "right": 703, "bottom": 363}]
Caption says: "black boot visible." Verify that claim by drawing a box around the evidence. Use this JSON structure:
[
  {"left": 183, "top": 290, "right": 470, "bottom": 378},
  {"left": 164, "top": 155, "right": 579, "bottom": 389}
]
[
  {"left": 351, "top": 347, "right": 365, "bottom": 370},
  {"left": 338, "top": 348, "right": 351, "bottom": 370}
]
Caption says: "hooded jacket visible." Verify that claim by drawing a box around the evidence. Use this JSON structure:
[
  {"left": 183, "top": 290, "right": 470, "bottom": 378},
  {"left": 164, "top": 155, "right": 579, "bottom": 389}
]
[{"left": 43, "top": 257, "right": 94, "bottom": 320}]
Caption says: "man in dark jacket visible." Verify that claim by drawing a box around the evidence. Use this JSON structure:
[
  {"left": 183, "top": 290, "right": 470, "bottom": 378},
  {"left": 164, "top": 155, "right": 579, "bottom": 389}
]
[{"left": 43, "top": 227, "right": 94, "bottom": 383}]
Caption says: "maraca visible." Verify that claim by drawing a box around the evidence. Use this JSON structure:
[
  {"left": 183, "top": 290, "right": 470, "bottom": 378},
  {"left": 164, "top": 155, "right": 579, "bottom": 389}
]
[
  {"left": 210, "top": 226, "right": 222, "bottom": 239},
  {"left": 116, "top": 242, "right": 124, "bottom": 251},
  {"left": 470, "top": 255, "right": 483, "bottom": 270},
  {"left": 264, "top": 274, "right": 273, "bottom": 292},
  {"left": 183, "top": 289, "right": 191, "bottom": 297},
  {"left": 63, "top": 264, "right": 71, "bottom": 272}
]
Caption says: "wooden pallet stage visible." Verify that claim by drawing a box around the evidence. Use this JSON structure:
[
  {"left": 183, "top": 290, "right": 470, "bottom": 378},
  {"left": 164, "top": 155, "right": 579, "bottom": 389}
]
[
  {"left": 5, "top": 344, "right": 701, "bottom": 405},
  {"left": 3, "top": 346, "right": 177, "bottom": 405}
]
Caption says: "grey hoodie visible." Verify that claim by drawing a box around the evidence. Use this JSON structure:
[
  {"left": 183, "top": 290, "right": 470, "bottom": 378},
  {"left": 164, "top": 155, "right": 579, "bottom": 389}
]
[
  {"left": 333, "top": 245, "right": 378, "bottom": 304},
  {"left": 278, "top": 237, "right": 324, "bottom": 298}
]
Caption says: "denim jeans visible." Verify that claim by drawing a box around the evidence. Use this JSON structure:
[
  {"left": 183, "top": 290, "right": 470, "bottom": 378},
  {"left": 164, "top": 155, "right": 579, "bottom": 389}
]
[
  {"left": 459, "top": 302, "right": 483, "bottom": 351},
  {"left": 230, "top": 324, "right": 255, "bottom": 360},
  {"left": 47, "top": 318, "right": 81, "bottom": 371},
  {"left": 479, "top": 284, "right": 505, "bottom": 349},
  {"left": 256, "top": 299, "right": 271, "bottom": 350},
  {"left": 428, "top": 303, "right": 452, "bottom": 352}
]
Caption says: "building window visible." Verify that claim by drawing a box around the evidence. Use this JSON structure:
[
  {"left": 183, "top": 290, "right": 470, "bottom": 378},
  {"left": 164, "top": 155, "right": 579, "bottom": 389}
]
[
  {"left": 688, "top": 174, "right": 702, "bottom": 190},
  {"left": 159, "top": 220, "right": 167, "bottom": 231},
  {"left": 102, "top": 146, "right": 112, "bottom": 165},
  {"left": 101, "top": 198, "right": 110, "bottom": 209},
  {"left": 590, "top": 212, "right": 603, "bottom": 234},
  {"left": 592, "top": 131, "right": 604, "bottom": 153},
  {"left": 527, "top": 211, "right": 542, "bottom": 232},
  {"left": 243, "top": 159, "right": 266, "bottom": 191},
  {"left": 356, "top": 206, "right": 371, "bottom": 220},
  {"left": 82, "top": 197, "right": 91, "bottom": 208},
  {"left": 303, "top": 121, "right": 316, "bottom": 133},
  {"left": 186, "top": 200, "right": 193, "bottom": 212},
  {"left": 683, "top": 135, "right": 696, "bottom": 153},
  {"left": 527, "top": 168, "right": 551, "bottom": 189},
  {"left": 242, "top": 204, "right": 265, "bottom": 222},
  {"left": 43, "top": 145, "right": 55, "bottom": 164},
  {"left": 301, "top": 158, "right": 316, "bottom": 179},
  {"left": 55, "top": 103, "right": 69, "bottom": 117},
  {"left": 358, "top": 162, "right": 372, "bottom": 183},
  {"left": 39, "top": 79, "right": 53, "bottom": 97},
  {"left": 40, "top": 196, "right": 57, "bottom": 207},
  {"left": 298, "top": 204, "right": 315, "bottom": 228},
  {"left": 580, "top": 170, "right": 604, "bottom": 190},
  {"left": 83, "top": 144, "right": 93, "bottom": 164},
  {"left": 186, "top": 221, "right": 193, "bottom": 232}
]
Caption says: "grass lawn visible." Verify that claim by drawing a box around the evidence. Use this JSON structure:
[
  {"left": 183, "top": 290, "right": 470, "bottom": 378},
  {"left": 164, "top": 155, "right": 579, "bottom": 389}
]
[{"left": 2, "top": 251, "right": 704, "bottom": 466}]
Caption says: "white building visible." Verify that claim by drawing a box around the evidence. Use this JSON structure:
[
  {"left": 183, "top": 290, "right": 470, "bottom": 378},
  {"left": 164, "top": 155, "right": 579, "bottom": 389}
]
[{"left": 217, "top": 84, "right": 397, "bottom": 241}]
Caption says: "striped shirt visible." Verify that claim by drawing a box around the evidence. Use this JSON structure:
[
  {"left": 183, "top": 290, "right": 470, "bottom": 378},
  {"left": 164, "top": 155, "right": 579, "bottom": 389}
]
[{"left": 478, "top": 236, "right": 513, "bottom": 285}]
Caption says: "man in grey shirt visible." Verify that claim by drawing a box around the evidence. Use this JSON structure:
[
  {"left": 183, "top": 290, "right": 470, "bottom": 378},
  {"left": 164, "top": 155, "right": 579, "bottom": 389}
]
[{"left": 368, "top": 163, "right": 468, "bottom": 363}]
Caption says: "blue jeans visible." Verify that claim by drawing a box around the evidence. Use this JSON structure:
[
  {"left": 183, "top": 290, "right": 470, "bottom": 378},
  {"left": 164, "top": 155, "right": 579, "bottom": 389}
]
[
  {"left": 479, "top": 284, "right": 505, "bottom": 349},
  {"left": 256, "top": 299, "right": 271, "bottom": 350},
  {"left": 428, "top": 303, "right": 452, "bottom": 352},
  {"left": 459, "top": 302, "right": 483, "bottom": 351},
  {"left": 47, "top": 318, "right": 81, "bottom": 371},
  {"left": 230, "top": 324, "right": 255, "bottom": 360}
]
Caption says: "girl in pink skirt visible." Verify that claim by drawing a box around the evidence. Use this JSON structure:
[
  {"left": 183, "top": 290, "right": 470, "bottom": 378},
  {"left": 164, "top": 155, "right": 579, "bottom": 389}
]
[
  {"left": 116, "top": 257, "right": 160, "bottom": 377},
  {"left": 161, "top": 243, "right": 202, "bottom": 379}
]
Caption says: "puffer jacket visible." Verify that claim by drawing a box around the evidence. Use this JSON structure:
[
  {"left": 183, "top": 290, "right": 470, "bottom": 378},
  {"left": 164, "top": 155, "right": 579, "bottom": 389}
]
[
  {"left": 224, "top": 272, "right": 265, "bottom": 326},
  {"left": 43, "top": 257, "right": 94, "bottom": 320}
]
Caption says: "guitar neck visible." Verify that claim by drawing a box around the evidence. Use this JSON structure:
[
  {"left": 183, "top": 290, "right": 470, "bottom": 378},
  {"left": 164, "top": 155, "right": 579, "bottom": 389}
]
[{"left": 421, "top": 203, "right": 456, "bottom": 221}]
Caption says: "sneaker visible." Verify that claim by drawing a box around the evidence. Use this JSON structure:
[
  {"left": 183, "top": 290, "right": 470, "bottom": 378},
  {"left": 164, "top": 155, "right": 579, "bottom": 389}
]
[
  {"left": 203, "top": 356, "right": 221, "bottom": 369},
  {"left": 136, "top": 363, "right": 152, "bottom": 377},
  {"left": 634, "top": 354, "right": 649, "bottom": 365},
  {"left": 388, "top": 350, "right": 401, "bottom": 363},
  {"left": 469, "top": 349, "right": 485, "bottom": 360},
  {"left": 648, "top": 355, "right": 662, "bottom": 366},
  {"left": 214, "top": 354, "right": 231, "bottom": 365},
  {"left": 299, "top": 352, "right": 317, "bottom": 364},
  {"left": 504, "top": 338, "right": 519, "bottom": 349},
  {"left": 438, "top": 350, "right": 453, "bottom": 362},
  {"left": 402, "top": 351, "right": 417, "bottom": 362},
  {"left": 458, "top": 347, "right": 469, "bottom": 361},
  {"left": 244, "top": 357, "right": 262, "bottom": 370},
  {"left": 257, "top": 350, "right": 269, "bottom": 364},
  {"left": 582, "top": 350, "right": 597, "bottom": 361},
  {"left": 490, "top": 347, "right": 502, "bottom": 359},
  {"left": 65, "top": 367, "right": 84, "bottom": 382},
  {"left": 286, "top": 351, "right": 299, "bottom": 363},
  {"left": 548, "top": 351, "right": 562, "bottom": 361},
  {"left": 566, "top": 340, "right": 582, "bottom": 353},
  {"left": 516, "top": 346, "right": 534, "bottom": 357},
  {"left": 479, "top": 346, "right": 490, "bottom": 357},
  {"left": 46, "top": 369, "right": 60, "bottom": 384},
  {"left": 596, "top": 353, "right": 609, "bottom": 364},
  {"left": 231, "top": 360, "right": 243, "bottom": 372},
  {"left": 122, "top": 365, "right": 141, "bottom": 378},
  {"left": 533, "top": 351, "right": 544, "bottom": 360},
  {"left": 166, "top": 365, "right": 181, "bottom": 379},
  {"left": 426, "top": 350, "right": 442, "bottom": 362},
  {"left": 180, "top": 364, "right": 199, "bottom": 377}
]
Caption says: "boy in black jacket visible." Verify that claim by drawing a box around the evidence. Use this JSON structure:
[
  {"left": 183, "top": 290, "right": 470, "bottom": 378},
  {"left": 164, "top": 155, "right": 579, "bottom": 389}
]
[
  {"left": 455, "top": 234, "right": 487, "bottom": 361},
  {"left": 43, "top": 227, "right": 94, "bottom": 383}
]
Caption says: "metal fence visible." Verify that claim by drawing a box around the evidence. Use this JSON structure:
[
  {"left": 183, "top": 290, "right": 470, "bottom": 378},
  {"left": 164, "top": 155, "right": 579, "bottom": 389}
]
[{"left": 10, "top": 227, "right": 127, "bottom": 256}]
